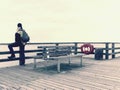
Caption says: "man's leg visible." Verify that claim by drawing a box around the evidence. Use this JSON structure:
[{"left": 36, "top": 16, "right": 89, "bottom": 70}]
[
  {"left": 8, "top": 43, "right": 19, "bottom": 59},
  {"left": 19, "top": 45, "right": 25, "bottom": 65}
]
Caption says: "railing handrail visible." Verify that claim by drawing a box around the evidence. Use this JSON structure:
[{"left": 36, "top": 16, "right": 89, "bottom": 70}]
[{"left": 1, "top": 42, "right": 120, "bottom": 45}]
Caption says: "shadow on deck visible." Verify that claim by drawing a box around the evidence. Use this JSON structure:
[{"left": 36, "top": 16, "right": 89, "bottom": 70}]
[{"left": 0, "top": 56, "right": 120, "bottom": 90}]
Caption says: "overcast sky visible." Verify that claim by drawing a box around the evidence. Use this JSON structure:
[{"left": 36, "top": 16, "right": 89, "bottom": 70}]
[{"left": 0, "top": 0, "right": 120, "bottom": 43}]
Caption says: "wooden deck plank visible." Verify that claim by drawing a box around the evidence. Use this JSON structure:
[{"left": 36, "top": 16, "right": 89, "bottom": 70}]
[
  {"left": 9, "top": 67, "right": 81, "bottom": 90},
  {"left": 0, "top": 56, "right": 120, "bottom": 89}
]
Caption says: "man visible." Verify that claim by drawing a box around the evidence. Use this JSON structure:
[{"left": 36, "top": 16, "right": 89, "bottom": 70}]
[{"left": 8, "top": 23, "right": 26, "bottom": 65}]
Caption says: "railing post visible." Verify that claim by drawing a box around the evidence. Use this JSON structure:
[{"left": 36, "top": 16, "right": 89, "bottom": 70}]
[
  {"left": 55, "top": 43, "right": 59, "bottom": 56},
  {"left": 74, "top": 43, "right": 78, "bottom": 54},
  {"left": 112, "top": 43, "right": 115, "bottom": 59},
  {"left": 105, "top": 43, "right": 109, "bottom": 59},
  {"left": 19, "top": 45, "right": 25, "bottom": 66},
  {"left": 55, "top": 43, "right": 59, "bottom": 47},
  {"left": 55, "top": 43, "right": 59, "bottom": 50}
]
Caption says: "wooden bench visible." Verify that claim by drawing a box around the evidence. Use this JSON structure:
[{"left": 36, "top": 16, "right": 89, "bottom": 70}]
[{"left": 33, "top": 46, "right": 86, "bottom": 72}]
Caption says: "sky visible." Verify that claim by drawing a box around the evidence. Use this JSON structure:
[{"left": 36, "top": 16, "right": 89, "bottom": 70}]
[{"left": 0, "top": 0, "right": 120, "bottom": 43}]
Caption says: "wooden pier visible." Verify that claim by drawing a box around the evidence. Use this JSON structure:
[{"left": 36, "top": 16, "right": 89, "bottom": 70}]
[
  {"left": 0, "top": 56, "right": 120, "bottom": 90},
  {"left": 0, "top": 42, "right": 120, "bottom": 90}
]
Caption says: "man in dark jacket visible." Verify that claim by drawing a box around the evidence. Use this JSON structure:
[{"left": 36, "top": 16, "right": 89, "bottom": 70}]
[{"left": 8, "top": 23, "right": 25, "bottom": 66}]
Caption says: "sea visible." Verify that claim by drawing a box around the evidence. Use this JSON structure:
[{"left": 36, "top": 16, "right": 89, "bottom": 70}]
[{"left": 0, "top": 43, "right": 120, "bottom": 68}]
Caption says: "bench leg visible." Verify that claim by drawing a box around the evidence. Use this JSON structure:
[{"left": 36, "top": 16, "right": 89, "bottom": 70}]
[
  {"left": 34, "top": 58, "right": 36, "bottom": 68},
  {"left": 80, "top": 56, "right": 83, "bottom": 67},
  {"left": 57, "top": 59, "right": 60, "bottom": 73},
  {"left": 44, "top": 58, "right": 49, "bottom": 71}
]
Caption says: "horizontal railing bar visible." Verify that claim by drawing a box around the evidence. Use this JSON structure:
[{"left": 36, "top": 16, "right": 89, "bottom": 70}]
[
  {"left": 0, "top": 49, "right": 43, "bottom": 55},
  {"left": 1, "top": 42, "right": 120, "bottom": 46},
  {"left": 108, "top": 52, "right": 120, "bottom": 55},
  {"left": 0, "top": 56, "right": 33, "bottom": 62}
]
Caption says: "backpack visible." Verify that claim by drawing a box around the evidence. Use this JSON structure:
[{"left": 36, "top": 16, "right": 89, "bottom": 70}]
[{"left": 21, "top": 30, "right": 30, "bottom": 42}]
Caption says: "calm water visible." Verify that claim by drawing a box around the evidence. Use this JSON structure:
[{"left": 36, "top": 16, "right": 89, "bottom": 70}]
[{"left": 0, "top": 43, "right": 120, "bottom": 68}]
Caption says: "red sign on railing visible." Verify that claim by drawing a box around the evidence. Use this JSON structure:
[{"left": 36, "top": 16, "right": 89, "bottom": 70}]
[{"left": 80, "top": 43, "right": 94, "bottom": 54}]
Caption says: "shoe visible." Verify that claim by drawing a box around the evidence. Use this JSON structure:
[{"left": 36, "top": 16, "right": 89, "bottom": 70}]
[{"left": 8, "top": 55, "right": 15, "bottom": 59}]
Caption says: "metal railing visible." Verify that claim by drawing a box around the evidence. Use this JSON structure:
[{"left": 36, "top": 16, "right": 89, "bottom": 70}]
[{"left": 0, "top": 42, "right": 120, "bottom": 62}]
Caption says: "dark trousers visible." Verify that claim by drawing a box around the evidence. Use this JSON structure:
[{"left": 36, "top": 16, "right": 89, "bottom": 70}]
[{"left": 8, "top": 42, "right": 25, "bottom": 65}]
